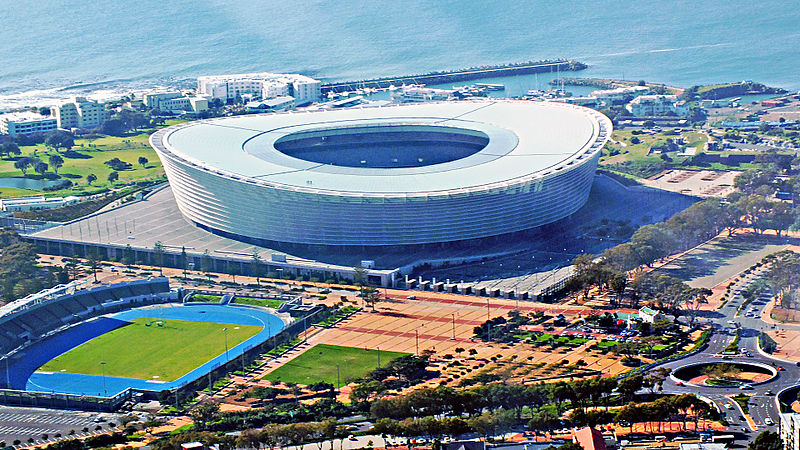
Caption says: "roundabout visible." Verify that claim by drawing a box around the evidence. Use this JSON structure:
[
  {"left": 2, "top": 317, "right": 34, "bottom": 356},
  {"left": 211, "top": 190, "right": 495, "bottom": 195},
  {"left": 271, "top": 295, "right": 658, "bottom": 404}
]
[{"left": 671, "top": 361, "right": 778, "bottom": 387}]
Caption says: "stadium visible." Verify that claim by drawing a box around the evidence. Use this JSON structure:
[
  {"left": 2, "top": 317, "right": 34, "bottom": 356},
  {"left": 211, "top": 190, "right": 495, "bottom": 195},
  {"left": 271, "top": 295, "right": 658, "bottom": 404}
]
[
  {"left": 151, "top": 100, "right": 612, "bottom": 247},
  {"left": 0, "top": 279, "right": 289, "bottom": 410}
]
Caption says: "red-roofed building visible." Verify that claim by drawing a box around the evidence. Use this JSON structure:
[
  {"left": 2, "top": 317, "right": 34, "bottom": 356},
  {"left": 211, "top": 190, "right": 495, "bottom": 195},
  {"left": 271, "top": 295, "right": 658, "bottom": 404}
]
[{"left": 573, "top": 426, "right": 607, "bottom": 450}]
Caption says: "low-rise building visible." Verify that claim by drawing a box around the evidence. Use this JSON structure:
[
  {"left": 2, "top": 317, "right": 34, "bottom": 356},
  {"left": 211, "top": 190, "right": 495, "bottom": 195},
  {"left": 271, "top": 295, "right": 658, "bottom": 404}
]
[
  {"left": 591, "top": 85, "right": 650, "bottom": 105},
  {"left": 626, "top": 94, "right": 689, "bottom": 117},
  {"left": 782, "top": 413, "right": 800, "bottom": 450},
  {"left": 0, "top": 112, "right": 57, "bottom": 136},
  {"left": 197, "top": 72, "right": 321, "bottom": 105},
  {"left": 679, "top": 444, "right": 727, "bottom": 450},
  {"left": 555, "top": 96, "right": 600, "bottom": 107},
  {"left": 0, "top": 196, "right": 81, "bottom": 212},
  {"left": 638, "top": 306, "right": 667, "bottom": 324},
  {"left": 573, "top": 426, "right": 607, "bottom": 450},
  {"left": 244, "top": 96, "right": 295, "bottom": 112},
  {"left": 51, "top": 97, "right": 109, "bottom": 130},
  {"left": 143, "top": 91, "right": 208, "bottom": 113}
]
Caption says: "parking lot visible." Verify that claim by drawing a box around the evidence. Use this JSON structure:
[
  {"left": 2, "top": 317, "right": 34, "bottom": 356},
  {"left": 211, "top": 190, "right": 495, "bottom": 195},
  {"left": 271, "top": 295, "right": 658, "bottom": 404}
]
[{"left": 0, "top": 406, "right": 124, "bottom": 447}]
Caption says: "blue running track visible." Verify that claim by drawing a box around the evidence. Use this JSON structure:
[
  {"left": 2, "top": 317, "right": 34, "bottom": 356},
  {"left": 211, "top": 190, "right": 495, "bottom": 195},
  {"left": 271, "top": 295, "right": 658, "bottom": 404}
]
[{"left": 5, "top": 304, "right": 283, "bottom": 396}]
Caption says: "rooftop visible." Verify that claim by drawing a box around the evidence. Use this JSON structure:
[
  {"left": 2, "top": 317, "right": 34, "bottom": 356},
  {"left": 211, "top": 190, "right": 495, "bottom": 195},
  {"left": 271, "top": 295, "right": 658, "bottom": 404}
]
[
  {"left": 156, "top": 100, "right": 606, "bottom": 194},
  {"left": 197, "top": 72, "right": 319, "bottom": 83},
  {"left": 0, "top": 112, "right": 56, "bottom": 123}
]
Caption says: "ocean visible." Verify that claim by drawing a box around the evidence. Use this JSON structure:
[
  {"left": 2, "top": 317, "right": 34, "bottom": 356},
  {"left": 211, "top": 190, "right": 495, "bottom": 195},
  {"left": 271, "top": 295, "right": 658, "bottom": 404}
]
[{"left": 1, "top": 0, "right": 799, "bottom": 111}]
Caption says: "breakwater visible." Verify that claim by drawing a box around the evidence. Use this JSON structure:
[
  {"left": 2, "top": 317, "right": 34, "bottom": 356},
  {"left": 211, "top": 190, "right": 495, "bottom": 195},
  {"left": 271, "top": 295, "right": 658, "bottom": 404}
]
[
  {"left": 321, "top": 59, "right": 587, "bottom": 93},
  {"left": 549, "top": 77, "right": 622, "bottom": 89}
]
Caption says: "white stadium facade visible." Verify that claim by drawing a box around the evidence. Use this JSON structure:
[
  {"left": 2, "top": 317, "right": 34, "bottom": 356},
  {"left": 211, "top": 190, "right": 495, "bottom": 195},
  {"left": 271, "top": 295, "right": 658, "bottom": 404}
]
[{"left": 150, "top": 100, "right": 611, "bottom": 247}]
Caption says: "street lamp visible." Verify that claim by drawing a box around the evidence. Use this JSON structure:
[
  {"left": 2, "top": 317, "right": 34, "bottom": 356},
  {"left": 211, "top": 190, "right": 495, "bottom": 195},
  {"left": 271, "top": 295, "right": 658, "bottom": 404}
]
[
  {"left": 452, "top": 313, "right": 456, "bottom": 340},
  {"left": 100, "top": 361, "right": 107, "bottom": 396},
  {"left": 223, "top": 327, "right": 229, "bottom": 361}
]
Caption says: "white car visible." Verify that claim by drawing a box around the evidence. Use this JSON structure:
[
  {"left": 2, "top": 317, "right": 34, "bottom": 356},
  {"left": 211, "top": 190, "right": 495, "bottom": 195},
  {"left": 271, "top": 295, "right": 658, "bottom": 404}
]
[{"left": 766, "top": 418, "right": 774, "bottom": 425}]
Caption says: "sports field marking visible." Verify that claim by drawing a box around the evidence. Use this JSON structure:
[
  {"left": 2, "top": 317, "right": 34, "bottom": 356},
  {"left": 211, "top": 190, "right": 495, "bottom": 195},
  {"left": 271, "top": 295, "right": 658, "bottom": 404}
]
[
  {"left": 263, "top": 343, "right": 409, "bottom": 386},
  {"left": 39, "top": 317, "right": 261, "bottom": 381}
]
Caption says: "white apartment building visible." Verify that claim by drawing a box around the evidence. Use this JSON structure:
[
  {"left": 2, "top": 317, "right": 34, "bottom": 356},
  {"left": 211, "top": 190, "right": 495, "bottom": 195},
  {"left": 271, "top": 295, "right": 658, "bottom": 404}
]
[
  {"left": 143, "top": 91, "right": 208, "bottom": 113},
  {"left": 51, "top": 97, "right": 109, "bottom": 130},
  {"left": 590, "top": 85, "right": 650, "bottom": 105},
  {"left": 0, "top": 112, "right": 58, "bottom": 136},
  {"left": 197, "top": 72, "right": 321, "bottom": 105},
  {"left": 626, "top": 94, "right": 689, "bottom": 117},
  {"left": 782, "top": 413, "right": 800, "bottom": 450}
]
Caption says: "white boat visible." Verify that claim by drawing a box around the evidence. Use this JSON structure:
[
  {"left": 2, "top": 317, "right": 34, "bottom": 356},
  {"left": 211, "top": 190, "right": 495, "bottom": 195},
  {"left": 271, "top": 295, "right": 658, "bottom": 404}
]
[{"left": 475, "top": 83, "right": 505, "bottom": 90}]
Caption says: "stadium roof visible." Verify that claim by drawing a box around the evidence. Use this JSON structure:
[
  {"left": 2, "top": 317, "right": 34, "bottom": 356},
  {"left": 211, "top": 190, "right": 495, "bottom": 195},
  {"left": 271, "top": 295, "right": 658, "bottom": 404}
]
[{"left": 159, "top": 100, "right": 604, "bottom": 194}]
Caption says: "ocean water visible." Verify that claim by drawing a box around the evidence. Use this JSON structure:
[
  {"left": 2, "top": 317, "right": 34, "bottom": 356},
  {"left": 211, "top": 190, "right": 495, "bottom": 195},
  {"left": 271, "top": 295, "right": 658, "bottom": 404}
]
[{"left": 1, "top": 0, "right": 799, "bottom": 111}]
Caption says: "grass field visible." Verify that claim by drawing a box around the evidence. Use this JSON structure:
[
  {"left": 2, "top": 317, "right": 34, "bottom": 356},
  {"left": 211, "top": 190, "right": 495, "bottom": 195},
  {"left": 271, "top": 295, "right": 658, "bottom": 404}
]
[
  {"left": 39, "top": 317, "right": 261, "bottom": 381},
  {"left": 263, "top": 344, "right": 409, "bottom": 386},
  {"left": 0, "top": 120, "right": 191, "bottom": 199},
  {"left": 232, "top": 297, "right": 286, "bottom": 309}
]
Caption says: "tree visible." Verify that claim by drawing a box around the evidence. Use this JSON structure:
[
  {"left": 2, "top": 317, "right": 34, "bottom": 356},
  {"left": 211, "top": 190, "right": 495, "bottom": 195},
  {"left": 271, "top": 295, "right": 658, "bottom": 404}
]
[
  {"left": 101, "top": 118, "right": 126, "bottom": 136},
  {"left": 48, "top": 154, "right": 64, "bottom": 174},
  {"left": 617, "top": 373, "right": 643, "bottom": 401},
  {"left": 180, "top": 246, "right": 188, "bottom": 279},
  {"left": 2, "top": 142, "right": 20, "bottom": 159},
  {"left": 34, "top": 161, "right": 48, "bottom": 176},
  {"left": 548, "top": 382, "right": 573, "bottom": 414},
  {"left": 86, "top": 247, "right": 99, "bottom": 282},
  {"left": 363, "top": 285, "right": 382, "bottom": 311},
  {"left": 527, "top": 410, "right": 559, "bottom": 434},
  {"left": 353, "top": 264, "right": 368, "bottom": 287},
  {"left": 86, "top": 173, "right": 97, "bottom": 185},
  {"left": 153, "top": 241, "right": 165, "bottom": 276},
  {"left": 14, "top": 157, "right": 33, "bottom": 175},
  {"left": 108, "top": 171, "right": 119, "bottom": 183},
  {"left": 353, "top": 264, "right": 381, "bottom": 310},
  {"left": 749, "top": 430, "right": 782, "bottom": 450},
  {"left": 202, "top": 249, "right": 213, "bottom": 280},
  {"left": 104, "top": 157, "right": 132, "bottom": 171},
  {"left": 138, "top": 156, "right": 149, "bottom": 168},
  {"left": 251, "top": 251, "right": 264, "bottom": 286},
  {"left": 191, "top": 402, "right": 220, "bottom": 430},
  {"left": 123, "top": 244, "right": 135, "bottom": 265},
  {"left": 45, "top": 130, "right": 75, "bottom": 152}
]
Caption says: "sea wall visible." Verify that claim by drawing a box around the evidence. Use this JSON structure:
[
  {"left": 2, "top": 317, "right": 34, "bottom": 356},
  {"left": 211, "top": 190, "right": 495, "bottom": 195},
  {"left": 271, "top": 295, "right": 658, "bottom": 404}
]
[{"left": 321, "top": 59, "right": 586, "bottom": 93}]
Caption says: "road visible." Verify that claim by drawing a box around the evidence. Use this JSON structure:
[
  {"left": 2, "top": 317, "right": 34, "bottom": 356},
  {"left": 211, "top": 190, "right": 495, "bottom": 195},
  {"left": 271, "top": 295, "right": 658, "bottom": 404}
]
[{"left": 656, "top": 265, "right": 799, "bottom": 441}]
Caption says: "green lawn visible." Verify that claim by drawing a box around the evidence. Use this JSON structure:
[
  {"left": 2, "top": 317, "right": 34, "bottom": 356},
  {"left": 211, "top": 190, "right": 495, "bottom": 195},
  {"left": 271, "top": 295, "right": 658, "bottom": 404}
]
[
  {"left": 0, "top": 120, "right": 192, "bottom": 199},
  {"left": 232, "top": 297, "right": 286, "bottom": 309},
  {"left": 263, "top": 344, "right": 409, "bottom": 386},
  {"left": 39, "top": 317, "right": 261, "bottom": 381}
]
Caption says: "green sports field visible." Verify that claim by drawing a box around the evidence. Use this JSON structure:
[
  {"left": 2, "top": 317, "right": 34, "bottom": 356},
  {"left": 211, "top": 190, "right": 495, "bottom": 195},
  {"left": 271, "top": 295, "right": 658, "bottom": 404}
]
[
  {"left": 263, "top": 344, "right": 409, "bottom": 386},
  {"left": 39, "top": 318, "right": 261, "bottom": 381}
]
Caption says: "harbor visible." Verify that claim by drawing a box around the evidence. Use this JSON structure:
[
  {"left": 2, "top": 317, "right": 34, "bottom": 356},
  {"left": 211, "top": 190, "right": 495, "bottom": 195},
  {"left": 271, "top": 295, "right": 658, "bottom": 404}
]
[{"left": 320, "top": 59, "right": 586, "bottom": 93}]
